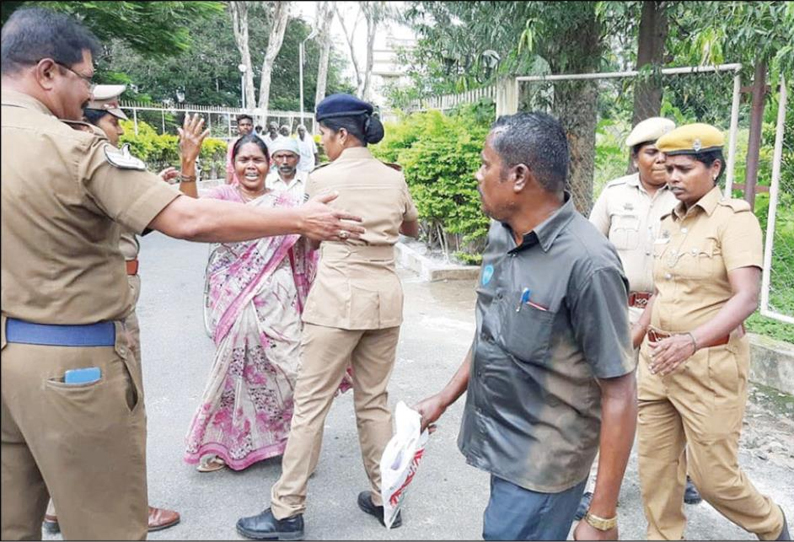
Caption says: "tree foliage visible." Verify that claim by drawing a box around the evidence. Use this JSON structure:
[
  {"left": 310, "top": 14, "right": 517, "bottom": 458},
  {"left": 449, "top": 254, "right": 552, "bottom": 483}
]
[
  {"left": 371, "top": 104, "right": 494, "bottom": 262},
  {"left": 1, "top": 1, "right": 225, "bottom": 59},
  {"left": 100, "top": 5, "right": 354, "bottom": 108},
  {"left": 666, "top": 1, "right": 794, "bottom": 82}
]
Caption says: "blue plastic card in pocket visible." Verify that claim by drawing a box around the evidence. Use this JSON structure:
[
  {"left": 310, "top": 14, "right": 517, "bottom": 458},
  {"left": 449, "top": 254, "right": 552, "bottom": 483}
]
[{"left": 64, "top": 367, "right": 101, "bottom": 385}]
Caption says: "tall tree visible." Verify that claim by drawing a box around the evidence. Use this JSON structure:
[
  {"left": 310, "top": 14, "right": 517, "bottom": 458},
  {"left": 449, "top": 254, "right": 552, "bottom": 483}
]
[
  {"left": 631, "top": 1, "right": 668, "bottom": 126},
  {"left": 314, "top": 1, "right": 336, "bottom": 107},
  {"left": 229, "top": 1, "right": 256, "bottom": 111},
  {"left": 258, "top": 1, "right": 291, "bottom": 115},
  {"left": 402, "top": 2, "right": 609, "bottom": 213},
  {"left": 335, "top": 3, "right": 364, "bottom": 96},
  {"left": 359, "top": 1, "right": 389, "bottom": 101},
  {"left": 104, "top": 8, "right": 354, "bottom": 112}
]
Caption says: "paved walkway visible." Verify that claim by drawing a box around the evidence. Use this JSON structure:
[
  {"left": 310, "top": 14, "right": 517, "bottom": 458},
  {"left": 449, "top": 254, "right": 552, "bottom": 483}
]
[{"left": 44, "top": 233, "right": 793, "bottom": 540}]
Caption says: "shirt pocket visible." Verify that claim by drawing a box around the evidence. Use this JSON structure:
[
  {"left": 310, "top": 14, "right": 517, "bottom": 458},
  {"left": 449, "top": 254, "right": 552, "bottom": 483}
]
[
  {"left": 499, "top": 305, "right": 555, "bottom": 364},
  {"left": 609, "top": 213, "right": 641, "bottom": 250},
  {"left": 676, "top": 237, "right": 718, "bottom": 279}
]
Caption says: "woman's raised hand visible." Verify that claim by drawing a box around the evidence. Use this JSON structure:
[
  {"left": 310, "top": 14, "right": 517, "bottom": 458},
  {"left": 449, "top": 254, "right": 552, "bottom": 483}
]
[{"left": 178, "top": 113, "right": 210, "bottom": 164}]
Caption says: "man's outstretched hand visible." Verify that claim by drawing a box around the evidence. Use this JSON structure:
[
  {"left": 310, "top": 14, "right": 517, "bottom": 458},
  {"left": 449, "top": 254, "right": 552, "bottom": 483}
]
[{"left": 299, "top": 192, "right": 365, "bottom": 242}]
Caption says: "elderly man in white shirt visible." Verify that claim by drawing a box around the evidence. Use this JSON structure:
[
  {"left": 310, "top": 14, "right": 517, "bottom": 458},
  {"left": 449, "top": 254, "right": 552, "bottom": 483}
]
[
  {"left": 266, "top": 138, "right": 308, "bottom": 199},
  {"left": 296, "top": 124, "right": 319, "bottom": 173}
]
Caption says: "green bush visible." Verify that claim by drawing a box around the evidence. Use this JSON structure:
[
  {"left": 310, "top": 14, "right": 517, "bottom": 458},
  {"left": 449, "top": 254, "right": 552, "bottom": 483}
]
[
  {"left": 371, "top": 105, "right": 491, "bottom": 263},
  {"left": 119, "top": 120, "right": 228, "bottom": 178}
]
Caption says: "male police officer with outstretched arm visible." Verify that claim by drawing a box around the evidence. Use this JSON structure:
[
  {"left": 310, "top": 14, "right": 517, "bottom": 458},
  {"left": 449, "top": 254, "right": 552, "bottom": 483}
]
[{"left": 1, "top": 8, "right": 362, "bottom": 540}]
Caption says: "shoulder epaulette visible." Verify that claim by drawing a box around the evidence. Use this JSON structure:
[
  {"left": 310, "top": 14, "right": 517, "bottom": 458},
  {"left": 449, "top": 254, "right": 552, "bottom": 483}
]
[
  {"left": 717, "top": 198, "right": 752, "bottom": 213},
  {"left": 311, "top": 162, "right": 331, "bottom": 173},
  {"left": 380, "top": 161, "right": 402, "bottom": 172},
  {"left": 61, "top": 119, "right": 108, "bottom": 139}
]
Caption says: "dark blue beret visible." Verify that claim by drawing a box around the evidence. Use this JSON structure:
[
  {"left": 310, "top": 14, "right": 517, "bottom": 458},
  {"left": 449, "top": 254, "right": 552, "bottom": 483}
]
[{"left": 316, "top": 93, "right": 373, "bottom": 121}]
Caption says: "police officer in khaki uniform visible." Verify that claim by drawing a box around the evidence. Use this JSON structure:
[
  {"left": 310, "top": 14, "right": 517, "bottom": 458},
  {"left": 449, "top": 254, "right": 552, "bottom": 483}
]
[
  {"left": 1, "top": 9, "right": 363, "bottom": 540},
  {"left": 581, "top": 118, "right": 702, "bottom": 517},
  {"left": 236, "top": 94, "right": 420, "bottom": 541},
  {"left": 42, "top": 85, "right": 183, "bottom": 534},
  {"left": 590, "top": 117, "right": 678, "bottom": 325},
  {"left": 633, "top": 124, "right": 790, "bottom": 540}
]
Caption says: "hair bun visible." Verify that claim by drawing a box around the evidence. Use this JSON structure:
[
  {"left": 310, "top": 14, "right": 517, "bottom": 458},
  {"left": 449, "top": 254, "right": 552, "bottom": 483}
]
[{"left": 364, "top": 115, "right": 384, "bottom": 144}]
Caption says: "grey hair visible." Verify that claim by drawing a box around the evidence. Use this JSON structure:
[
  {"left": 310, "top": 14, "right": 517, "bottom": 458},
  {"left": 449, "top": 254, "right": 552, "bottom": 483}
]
[{"left": 490, "top": 112, "right": 569, "bottom": 193}]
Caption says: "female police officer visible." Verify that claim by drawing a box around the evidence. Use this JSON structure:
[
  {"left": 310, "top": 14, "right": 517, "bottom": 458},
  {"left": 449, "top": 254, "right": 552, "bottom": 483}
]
[
  {"left": 632, "top": 124, "right": 790, "bottom": 540},
  {"left": 236, "top": 94, "right": 420, "bottom": 540}
]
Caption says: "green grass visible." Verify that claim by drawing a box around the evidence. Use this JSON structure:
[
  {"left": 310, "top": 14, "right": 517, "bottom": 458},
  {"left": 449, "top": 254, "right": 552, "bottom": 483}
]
[{"left": 745, "top": 312, "right": 794, "bottom": 344}]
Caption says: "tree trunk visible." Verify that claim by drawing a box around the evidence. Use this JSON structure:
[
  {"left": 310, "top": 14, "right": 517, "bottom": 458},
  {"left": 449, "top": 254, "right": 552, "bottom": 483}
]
[
  {"left": 336, "top": 3, "right": 363, "bottom": 96},
  {"left": 548, "top": 8, "right": 602, "bottom": 215},
  {"left": 314, "top": 1, "right": 335, "bottom": 108},
  {"left": 743, "top": 59, "right": 767, "bottom": 207},
  {"left": 258, "top": 1, "right": 291, "bottom": 116},
  {"left": 360, "top": 2, "right": 379, "bottom": 101},
  {"left": 229, "top": 1, "right": 256, "bottom": 111},
  {"left": 631, "top": 1, "right": 668, "bottom": 126},
  {"left": 555, "top": 80, "right": 599, "bottom": 215}
]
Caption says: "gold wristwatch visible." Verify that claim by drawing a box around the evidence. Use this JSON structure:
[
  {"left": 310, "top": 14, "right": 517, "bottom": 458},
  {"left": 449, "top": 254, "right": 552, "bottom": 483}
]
[{"left": 584, "top": 511, "right": 618, "bottom": 531}]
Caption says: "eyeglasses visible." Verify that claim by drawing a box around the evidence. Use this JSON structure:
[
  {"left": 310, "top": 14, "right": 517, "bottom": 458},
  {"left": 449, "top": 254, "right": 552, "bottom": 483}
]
[{"left": 53, "top": 61, "right": 96, "bottom": 92}]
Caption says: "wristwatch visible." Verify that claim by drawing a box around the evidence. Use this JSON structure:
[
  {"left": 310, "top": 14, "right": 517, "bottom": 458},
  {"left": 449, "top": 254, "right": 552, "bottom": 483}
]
[{"left": 584, "top": 511, "right": 618, "bottom": 531}]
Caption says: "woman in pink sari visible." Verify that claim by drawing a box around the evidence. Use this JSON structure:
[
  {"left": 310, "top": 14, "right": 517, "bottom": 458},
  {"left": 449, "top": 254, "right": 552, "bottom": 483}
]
[{"left": 183, "top": 134, "right": 347, "bottom": 472}]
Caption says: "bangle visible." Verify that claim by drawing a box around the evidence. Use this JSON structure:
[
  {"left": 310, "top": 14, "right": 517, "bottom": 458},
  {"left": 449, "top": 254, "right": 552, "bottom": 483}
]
[
  {"left": 584, "top": 511, "right": 618, "bottom": 531},
  {"left": 685, "top": 331, "right": 698, "bottom": 352},
  {"left": 179, "top": 173, "right": 197, "bottom": 183}
]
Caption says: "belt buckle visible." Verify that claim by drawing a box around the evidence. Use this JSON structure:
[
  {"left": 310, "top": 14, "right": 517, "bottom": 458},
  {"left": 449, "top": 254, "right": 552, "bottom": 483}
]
[{"left": 635, "top": 296, "right": 648, "bottom": 308}]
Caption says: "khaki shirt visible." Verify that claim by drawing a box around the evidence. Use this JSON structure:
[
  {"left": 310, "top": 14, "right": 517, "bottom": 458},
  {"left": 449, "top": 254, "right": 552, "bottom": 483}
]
[
  {"left": 589, "top": 173, "right": 678, "bottom": 294},
  {"left": 1, "top": 89, "right": 180, "bottom": 324},
  {"left": 119, "top": 231, "right": 140, "bottom": 261},
  {"left": 651, "top": 186, "right": 763, "bottom": 332},
  {"left": 302, "top": 147, "right": 418, "bottom": 330}
]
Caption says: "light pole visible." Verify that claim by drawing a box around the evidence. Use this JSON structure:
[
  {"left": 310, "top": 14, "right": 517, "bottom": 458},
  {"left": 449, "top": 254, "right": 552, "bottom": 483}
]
[
  {"left": 238, "top": 63, "right": 247, "bottom": 110},
  {"left": 299, "top": 28, "right": 319, "bottom": 128}
]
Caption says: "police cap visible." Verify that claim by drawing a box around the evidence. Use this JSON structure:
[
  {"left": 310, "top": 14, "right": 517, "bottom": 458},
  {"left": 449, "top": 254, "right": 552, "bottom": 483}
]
[
  {"left": 86, "top": 84, "right": 128, "bottom": 121},
  {"left": 656, "top": 123, "right": 724, "bottom": 156},
  {"left": 626, "top": 117, "right": 675, "bottom": 147},
  {"left": 315, "top": 93, "right": 373, "bottom": 122}
]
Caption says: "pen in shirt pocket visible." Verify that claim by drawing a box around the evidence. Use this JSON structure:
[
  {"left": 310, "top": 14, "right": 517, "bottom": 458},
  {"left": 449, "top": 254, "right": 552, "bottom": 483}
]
[{"left": 517, "top": 287, "right": 548, "bottom": 312}]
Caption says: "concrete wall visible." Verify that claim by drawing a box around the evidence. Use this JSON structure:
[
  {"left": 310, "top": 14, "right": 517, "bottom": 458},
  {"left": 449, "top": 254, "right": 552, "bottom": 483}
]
[{"left": 749, "top": 333, "right": 794, "bottom": 396}]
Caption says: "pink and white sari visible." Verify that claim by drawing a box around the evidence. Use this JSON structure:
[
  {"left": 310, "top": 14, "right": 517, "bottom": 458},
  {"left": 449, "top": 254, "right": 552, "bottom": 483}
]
[{"left": 184, "top": 187, "right": 349, "bottom": 470}]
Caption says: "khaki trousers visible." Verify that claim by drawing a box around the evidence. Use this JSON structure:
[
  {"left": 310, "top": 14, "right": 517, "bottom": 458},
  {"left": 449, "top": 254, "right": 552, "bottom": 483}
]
[
  {"left": 44, "top": 275, "right": 144, "bottom": 527},
  {"left": 0, "top": 316, "right": 148, "bottom": 540},
  {"left": 637, "top": 336, "right": 784, "bottom": 540},
  {"left": 271, "top": 323, "right": 400, "bottom": 519}
]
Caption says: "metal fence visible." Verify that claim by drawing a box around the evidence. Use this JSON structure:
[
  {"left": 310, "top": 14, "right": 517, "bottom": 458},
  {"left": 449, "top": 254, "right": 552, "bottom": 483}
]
[
  {"left": 513, "top": 64, "right": 745, "bottom": 216},
  {"left": 406, "top": 85, "right": 497, "bottom": 112},
  {"left": 118, "top": 101, "right": 313, "bottom": 141},
  {"left": 760, "top": 76, "right": 794, "bottom": 325}
]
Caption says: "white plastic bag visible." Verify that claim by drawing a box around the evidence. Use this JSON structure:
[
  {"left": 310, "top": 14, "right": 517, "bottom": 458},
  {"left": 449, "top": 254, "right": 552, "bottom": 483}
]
[{"left": 380, "top": 401, "right": 430, "bottom": 529}]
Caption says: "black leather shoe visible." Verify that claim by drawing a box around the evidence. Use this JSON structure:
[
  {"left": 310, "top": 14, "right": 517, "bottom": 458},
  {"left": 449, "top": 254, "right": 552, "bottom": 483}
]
[
  {"left": 684, "top": 476, "right": 702, "bottom": 505},
  {"left": 574, "top": 491, "right": 593, "bottom": 521},
  {"left": 236, "top": 508, "right": 304, "bottom": 540},
  {"left": 357, "top": 491, "right": 402, "bottom": 528}
]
